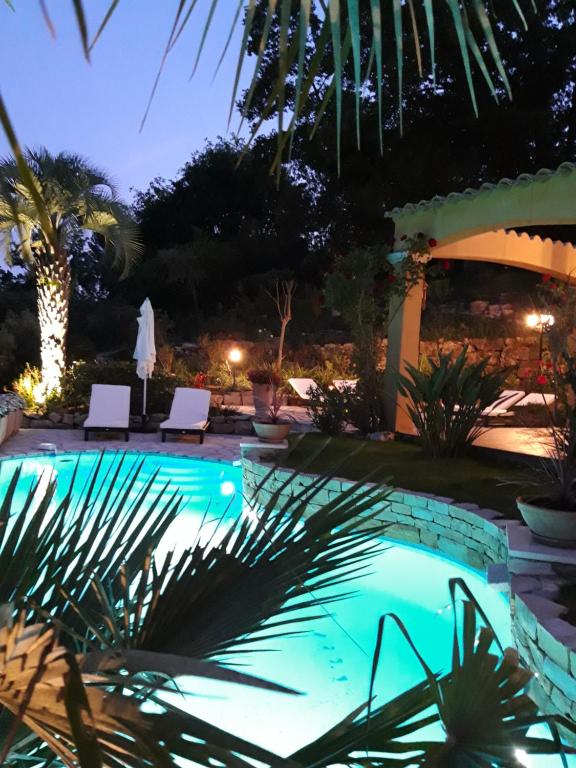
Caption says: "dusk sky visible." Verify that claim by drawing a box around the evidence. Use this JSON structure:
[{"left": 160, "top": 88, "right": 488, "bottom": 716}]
[{"left": 0, "top": 1, "right": 250, "bottom": 200}]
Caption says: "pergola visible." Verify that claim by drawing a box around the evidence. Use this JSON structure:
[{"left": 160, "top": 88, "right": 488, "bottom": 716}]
[{"left": 383, "top": 162, "right": 576, "bottom": 434}]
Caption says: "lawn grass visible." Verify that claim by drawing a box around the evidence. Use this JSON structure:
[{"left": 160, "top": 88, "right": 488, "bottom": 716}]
[{"left": 282, "top": 434, "right": 532, "bottom": 518}]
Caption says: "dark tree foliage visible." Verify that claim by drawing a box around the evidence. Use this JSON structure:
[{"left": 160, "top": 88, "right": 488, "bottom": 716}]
[
  {"left": 242, "top": 0, "right": 575, "bottom": 219},
  {"left": 127, "top": 137, "right": 324, "bottom": 330}
]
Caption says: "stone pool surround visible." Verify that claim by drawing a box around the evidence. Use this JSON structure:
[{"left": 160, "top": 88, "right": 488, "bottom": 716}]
[{"left": 243, "top": 454, "right": 576, "bottom": 727}]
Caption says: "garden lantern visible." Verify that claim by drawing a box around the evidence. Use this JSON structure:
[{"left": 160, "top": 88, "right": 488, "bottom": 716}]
[
  {"left": 228, "top": 347, "right": 242, "bottom": 389},
  {"left": 525, "top": 312, "right": 555, "bottom": 359}
]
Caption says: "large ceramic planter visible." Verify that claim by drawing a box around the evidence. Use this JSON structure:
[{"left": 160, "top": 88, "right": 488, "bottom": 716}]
[
  {"left": 253, "top": 420, "right": 291, "bottom": 444},
  {"left": 252, "top": 383, "right": 275, "bottom": 420},
  {"left": 517, "top": 496, "right": 576, "bottom": 548}
]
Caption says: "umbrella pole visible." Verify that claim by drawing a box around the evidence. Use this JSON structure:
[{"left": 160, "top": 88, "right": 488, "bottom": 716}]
[{"left": 142, "top": 377, "right": 148, "bottom": 430}]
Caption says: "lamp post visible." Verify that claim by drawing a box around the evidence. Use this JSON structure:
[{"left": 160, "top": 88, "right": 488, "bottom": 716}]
[
  {"left": 227, "top": 347, "right": 242, "bottom": 390},
  {"left": 525, "top": 312, "right": 555, "bottom": 360}
]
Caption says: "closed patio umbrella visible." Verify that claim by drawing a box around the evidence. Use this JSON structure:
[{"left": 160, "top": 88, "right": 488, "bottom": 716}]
[{"left": 133, "top": 298, "right": 156, "bottom": 422}]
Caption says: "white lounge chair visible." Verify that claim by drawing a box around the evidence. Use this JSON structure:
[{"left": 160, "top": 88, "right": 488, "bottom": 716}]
[
  {"left": 333, "top": 379, "right": 358, "bottom": 393},
  {"left": 516, "top": 392, "right": 556, "bottom": 408},
  {"left": 287, "top": 378, "right": 321, "bottom": 400},
  {"left": 453, "top": 389, "right": 524, "bottom": 424},
  {"left": 84, "top": 384, "right": 131, "bottom": 441},
  {"left": 481, "top": 389, "right": 526, "bottom": 417},
  {"left": 160, "top": 387, "right": 211, "bottom": 443}
]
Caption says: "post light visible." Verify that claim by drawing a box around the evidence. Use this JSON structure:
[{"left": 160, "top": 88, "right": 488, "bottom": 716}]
[
  {"left": 525, "top": 313, "right": 555, "bottom": 359},
  {"left": 227, "top": 347, "right": 242, "bottom": 390}
]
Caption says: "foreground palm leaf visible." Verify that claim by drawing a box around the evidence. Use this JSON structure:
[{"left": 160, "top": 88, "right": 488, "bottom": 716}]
[
  {"left": 0, "top": 614, "right": 290, "bottom": 768},
  {"left": 290, "top": 578, "right": 575, "bottom": 766},
  {"left": 1, "top": 2, "right": 540, "bottom": 174},
  {"left": 49, "top": 454, "right": 393, "bottom": 658}
]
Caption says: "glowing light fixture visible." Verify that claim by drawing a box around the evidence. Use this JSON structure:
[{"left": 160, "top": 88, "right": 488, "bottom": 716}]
[
  {"left": 525, "top": 313, "right": 554, "bottom": 329},
  {"left": 228, "top": 347, "right": 242, "bottom": 364},
  {"left": 227, "top": 347, "right": 243, "bottom": 389},
  {"left": 220, "top": 481, "right": 236, "bottom": 497},
  {"left": 525, "top": 313, "right": 555, "bottom": 359}
]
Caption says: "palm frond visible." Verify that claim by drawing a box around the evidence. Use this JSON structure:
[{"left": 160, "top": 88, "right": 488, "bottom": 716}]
[
  {"left": 0, "top": 613, "right": 289, "bottom": 768},
  {"left": 51, "top": 456, "right": 392, "bottom": 659}
]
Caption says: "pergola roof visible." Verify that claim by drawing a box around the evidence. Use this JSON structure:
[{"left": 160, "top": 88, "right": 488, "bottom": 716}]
[{"left": 386, "top": 162, "right": 576, "bottom": 248}]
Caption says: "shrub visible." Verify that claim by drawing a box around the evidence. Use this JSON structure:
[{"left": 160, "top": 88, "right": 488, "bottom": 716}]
[
  {"left": 57, "top": 360, "right": 190, "bottom": 414},
  {"left": 306, "top": 385, "right": 350, "bottom": 436},
  {"left": 399, "top": 347, "right": 511, "bottom": 458},
  {"left": 345, "top": 373, "right": 388, "bottom": 435},
  {"left": 13, "top": 364, "right": 44, "bottom": 410}
]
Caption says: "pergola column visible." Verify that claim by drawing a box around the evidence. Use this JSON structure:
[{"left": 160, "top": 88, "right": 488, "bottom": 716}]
[{"left": 384, "top": 275, "right": 425, "bottom": 434}]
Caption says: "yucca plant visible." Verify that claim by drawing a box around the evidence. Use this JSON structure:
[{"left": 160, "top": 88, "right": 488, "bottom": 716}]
[{"left": 399, "top": 348, "right": 512, "bottom": 458}]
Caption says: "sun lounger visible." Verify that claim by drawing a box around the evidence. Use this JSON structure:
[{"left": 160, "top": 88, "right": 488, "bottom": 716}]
[
  {"left": 516, "top": 392, "right": 556, "bottom": 408},
  {"left": 287, "top": 378, "right": 321, "bottom": 400},
  {"left": 333, "top": 379, "right": 358, "bottom": 392},
  {"left": 84, "top": 384, "right": 131, "bottom": 441},
  {"left": 481, "top": 389, "right": 526, "bottom": 417},
  {"left": 160, "top": 387, "right": 211, "bottom": 443}
]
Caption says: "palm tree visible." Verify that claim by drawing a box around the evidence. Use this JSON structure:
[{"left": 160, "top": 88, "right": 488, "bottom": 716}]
[{"left": 0, "top": 148, "right": 141, "bottom": 395}]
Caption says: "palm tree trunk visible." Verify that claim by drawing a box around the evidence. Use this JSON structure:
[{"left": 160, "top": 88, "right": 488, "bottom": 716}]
[{"left": 35, "top": 249, "right": 70, "bottom": 394}]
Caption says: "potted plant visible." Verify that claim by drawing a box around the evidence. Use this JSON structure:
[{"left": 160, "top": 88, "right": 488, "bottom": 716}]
[
  {"left": 247, "top": 367, "right": 281, "bottom": 419},
  {"left": 517, "top": 412, "right": 576, "bottom": 547},
  {"left": 252, "top": 387, "right": 292, "bottom": 443}
]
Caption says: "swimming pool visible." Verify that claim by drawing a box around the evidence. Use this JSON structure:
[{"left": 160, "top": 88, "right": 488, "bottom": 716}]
[{"left": 0, "top": 451, "right": 569, "bottom": 766}]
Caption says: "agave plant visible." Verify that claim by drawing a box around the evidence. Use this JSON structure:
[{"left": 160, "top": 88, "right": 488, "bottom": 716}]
[{"left": 399, "top": 347, "right": 512, "bottom": 458}]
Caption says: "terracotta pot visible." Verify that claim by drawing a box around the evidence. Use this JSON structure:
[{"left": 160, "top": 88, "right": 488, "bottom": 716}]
[
  {"left": 253, "top": 420, "right": 291, "bottom": 443},
  {"left": 517, "top": 496, "right": 576, "bottom": 548},
  {"left": 252, "top": 383, "right": 274, "bottom": 419}
]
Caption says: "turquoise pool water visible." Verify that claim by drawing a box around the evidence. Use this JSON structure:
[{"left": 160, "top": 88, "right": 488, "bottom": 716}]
[{"left": 0, "top": 451, "right": 569, "bottom": 766}]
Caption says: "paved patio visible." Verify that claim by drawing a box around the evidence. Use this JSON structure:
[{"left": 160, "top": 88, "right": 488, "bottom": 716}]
[
  {"left": 1, "top": 417, "right": 556, "bottom": 465},
  {"left": 0, "top": 429, "right": 249, "bottom": 463}
]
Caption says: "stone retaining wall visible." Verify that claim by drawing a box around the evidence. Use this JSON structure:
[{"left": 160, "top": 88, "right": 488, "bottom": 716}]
[{"left": 243, "top": 454, "right": 576, "bottom": 728}]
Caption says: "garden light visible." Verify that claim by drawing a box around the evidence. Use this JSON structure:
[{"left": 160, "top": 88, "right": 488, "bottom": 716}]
[
  {"left": 525, "top": 312, "right": 554, "bottom": 329},
  {"left": 525, "top": 313, "right": 555, "bottom": 360},
  {"left": 227, "top": 347, "right": 243, "bottom": 389},
  {"left": 228, "top": 347, "right": 242, "bottom": 364}
]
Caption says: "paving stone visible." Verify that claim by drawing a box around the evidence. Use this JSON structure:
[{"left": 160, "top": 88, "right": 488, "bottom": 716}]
[
  {"left": 537, "top": 619, "right": 576, "bottom": 669},
  {"left": 420, "top": 529, "right": 439, "bottom": 548},
  {"left": 427, "top": 498, "right": 452, "bottom": 516},
  {"left": 386, "top": 523, "right": 421, "bottom": 544},
  {"left": 411, "top": 506, "right": 435, "bottom": 522}
]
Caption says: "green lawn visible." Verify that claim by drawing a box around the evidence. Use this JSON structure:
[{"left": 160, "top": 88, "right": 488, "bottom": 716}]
[{"left": 283, "top": 434, "right": 532, "bottom": 518}]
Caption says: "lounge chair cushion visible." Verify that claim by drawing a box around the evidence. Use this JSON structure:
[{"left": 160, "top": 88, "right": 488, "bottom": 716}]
[
  {"left": 160, "top": 388, "right": 211, "bottom": 430},
  {"left": 287, "top": 378, "right": 320, "bottom": 400},
  {"left": 84, "top": 384, "right": 131, "bottom": 428}
]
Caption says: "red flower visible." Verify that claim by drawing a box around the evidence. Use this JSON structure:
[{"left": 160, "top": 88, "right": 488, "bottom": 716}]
[
  {"left": 536, "top": 374, "right": 548, "bottom": 386},
  {"left": 542, "top": 273, "right": 552, "bottom": 283},
  {"left": 428, "top": 238, "right": 438, "bottom": 248}
]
